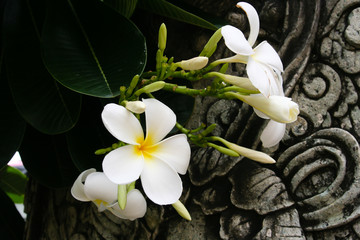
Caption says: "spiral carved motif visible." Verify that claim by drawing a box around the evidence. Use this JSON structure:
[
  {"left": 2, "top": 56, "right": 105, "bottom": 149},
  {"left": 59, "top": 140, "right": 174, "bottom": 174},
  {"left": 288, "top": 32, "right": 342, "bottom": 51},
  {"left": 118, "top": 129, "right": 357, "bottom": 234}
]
[{"left": 277, "top": 128, "right": 360, "bottom": 231}]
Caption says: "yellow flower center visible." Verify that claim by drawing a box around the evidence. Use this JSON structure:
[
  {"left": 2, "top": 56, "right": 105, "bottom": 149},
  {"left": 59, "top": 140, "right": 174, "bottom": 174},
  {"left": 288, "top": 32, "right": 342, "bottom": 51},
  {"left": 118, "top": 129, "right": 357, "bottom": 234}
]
[{"left": 135, "top": 138, "right": 158, "bottom": 162}]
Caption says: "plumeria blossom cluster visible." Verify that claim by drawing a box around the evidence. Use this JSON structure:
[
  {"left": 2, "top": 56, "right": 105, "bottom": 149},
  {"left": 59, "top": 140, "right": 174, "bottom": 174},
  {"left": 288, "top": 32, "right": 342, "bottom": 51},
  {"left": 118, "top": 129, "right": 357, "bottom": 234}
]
[
  {"left": 216, "top": 2, "right": 298, "bottom": 147},
  {"left": 71, "top": 2, "right": 300, "bottom": 221},
  {"left": 72, "top": 99, "right": 191, "bottom": 221}
]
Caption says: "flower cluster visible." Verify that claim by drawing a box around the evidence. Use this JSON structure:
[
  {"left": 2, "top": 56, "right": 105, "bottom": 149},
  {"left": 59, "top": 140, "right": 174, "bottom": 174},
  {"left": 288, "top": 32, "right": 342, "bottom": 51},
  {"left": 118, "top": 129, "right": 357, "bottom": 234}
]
[
  {"left": 70, "top": 1, "right": 300, "bottom": 221},
  {"left": 72, "top": 99, "right": 191, "bottom": 220},
  {"left": 217, "top": 2, "right": 299, "bottom": 147}
]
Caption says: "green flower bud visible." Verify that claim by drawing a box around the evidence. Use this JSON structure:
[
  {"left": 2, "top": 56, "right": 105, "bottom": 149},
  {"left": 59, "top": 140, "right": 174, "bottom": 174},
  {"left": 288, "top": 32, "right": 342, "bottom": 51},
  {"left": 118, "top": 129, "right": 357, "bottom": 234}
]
[
  {"left": 172, "top": 200, "right": 191, "bottom": 221},
  {"left": 207, "top": 142, "right": 239, "bottom": 157},
  {"left": 199, "top": 28, "right": 222, "bottom": 57},
  {"left": 118, "top": 184, "right": 127, "bottom": 210},
  {"left": 143, "top": 81, "right": 166, "bottom": 93},
  {"left": 158, "top": 23, "right": 167, "bottom": 52}
]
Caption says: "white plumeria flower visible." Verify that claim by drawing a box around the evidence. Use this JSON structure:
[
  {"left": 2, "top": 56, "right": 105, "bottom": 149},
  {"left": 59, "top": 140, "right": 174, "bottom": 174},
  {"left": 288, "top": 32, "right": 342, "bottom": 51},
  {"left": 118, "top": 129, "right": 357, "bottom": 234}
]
[
  {"left": 220, "top": 2, "right": 293, "bottom": 147},
  {"left": 71, "top": 169, "right": 147, "bottom": 220},
  {"left": 220, "top": 2, "right": 284, "bottom": 97},
  {"left": 101, "top": 98, "right": 191, "bottom": 205}
]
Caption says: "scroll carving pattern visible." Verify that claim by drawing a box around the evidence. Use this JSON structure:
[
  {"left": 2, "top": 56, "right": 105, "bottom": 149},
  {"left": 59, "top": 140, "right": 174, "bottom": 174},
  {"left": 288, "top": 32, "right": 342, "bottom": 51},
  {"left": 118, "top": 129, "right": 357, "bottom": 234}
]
[{"left": 187, "top": 0, "right": 360, "bottom": 239}]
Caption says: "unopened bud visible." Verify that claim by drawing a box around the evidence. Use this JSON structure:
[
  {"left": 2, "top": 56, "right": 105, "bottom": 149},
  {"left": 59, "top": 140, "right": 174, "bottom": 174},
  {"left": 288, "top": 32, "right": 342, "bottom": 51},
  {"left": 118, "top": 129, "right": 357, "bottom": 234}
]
[
  {"left": 125, "top": 101, "right": 146, "bottom": 114},
  {"left": 142, "top": 81, "right": 166, "bottom": 93},
  {"left": 179, "top": 56, "right": 208, "bottom": 70},
  {"left": 207, "top": 142, "right": 239, "bottom": 157},
  {"left": 158, "top": 23, "right": 167, "bottom": 51},
  {"left": 200, "top": 28, "right": 222, "bottom": 57},
  {"left": 223, "top": 140, "right": 275, "bottom": 164},
  {"left": 209, "top": 72, "right": 258, "bottom": 91},
  {"left": 172, "top": 200, "right": 191, "bottom": 221}
]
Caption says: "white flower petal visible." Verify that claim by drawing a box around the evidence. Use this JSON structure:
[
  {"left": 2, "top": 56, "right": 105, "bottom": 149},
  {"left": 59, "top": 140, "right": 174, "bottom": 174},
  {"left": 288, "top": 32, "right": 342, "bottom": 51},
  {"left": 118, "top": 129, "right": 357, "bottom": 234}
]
[
  {"left": 143, "top": 98, "right": 176, "bottom": 145},
  {"left": 83, "top": 172, "right": 118, "bottom": 204},
  {"left": 71, "top": 168, "right": 96, "bottom": 202},
  {"left": 221, "top": 25, "right": 254, "bottom": 55},
  {"left": 108, "top": 189, "right": 147, "bottom": 220},
  {"left": 247, "top": 58, "right": 284, "bottom": 97},
  {"left": 253, "top": 41, "right": 283, "bottom": 72},
  {"left": 253, "top": 108, "right": 270, "bottom": 119},
  {"left": 261, "top": 120, "right": 286, "bottom": 148},
  {"left": 101, "top": 103, "right": 144, "bottom": 145},
  {"left": 237, "top": 2, "right": 260, "bottom": 47},
  {"left": 247, "top": 58, "right": 272, "bottom": 97},
  {"left": 151, "top": 134, "right": 190, "bottom": 175},
  {"left": 141, "top": 158, "right": 182, "bottom": 205},
  {"left": 103, "top": 145, "right": 144, "bottom": 184}
]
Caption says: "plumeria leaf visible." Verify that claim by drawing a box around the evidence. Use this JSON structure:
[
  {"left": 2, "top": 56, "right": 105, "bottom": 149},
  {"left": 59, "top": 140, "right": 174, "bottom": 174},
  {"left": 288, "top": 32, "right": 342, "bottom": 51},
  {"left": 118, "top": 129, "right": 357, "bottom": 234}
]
[
  {"left": 41, "top": 0, "right": 147, "bottom": 98},
  {"left": 0, "top": 166, "right": 28, "bottom": 204},
  {"left": 20, "top": 127, "right": 79, "bottom": 188},
  {"left": 3, "top": 0, "right": 81, "bottom": 135},
  {"left": 66, "top": 97, "right": 115, "bottom": 171},
  {"left": 137, "top": 0, "right": 218, "bottom": 31},
  {"left": 0, "top": 63, "right": 26, "bottom": 168},
  {"left": 0, "top": 189, "right": 25, "bottom": 240},
  {"left": 104, "top": 0, "right": 138, "bottom": 18}
]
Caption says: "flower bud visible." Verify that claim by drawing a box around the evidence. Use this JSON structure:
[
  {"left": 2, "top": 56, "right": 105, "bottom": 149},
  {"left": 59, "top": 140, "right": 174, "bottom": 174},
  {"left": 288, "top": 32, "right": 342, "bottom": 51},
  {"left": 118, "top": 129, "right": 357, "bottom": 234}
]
[
  {"left": 200, "top": 28, "right": 222, "bottom": 57},
  {"left": 142, "top": 81, "right": 166, "bottom": 93},
  {"left": 209, "top": 72, "right": 258, "bottom": 91},
  {"left": 179, "top": 56, "right": 208, "bottom": 70},
  {"left": 158, "top": 23, "right": 167, "bottom": 51},
  {"left": 172, "top": 200, "right": 191, "bottom": 221},
  {"left": 207, "top": 142, "right": 239, "bottom": 157},
  {"left": 125, "top": 101, "right": 146, "bottom": 114},
  {"left": 226, "top": 142, "right": 276, "bottom": 164}
]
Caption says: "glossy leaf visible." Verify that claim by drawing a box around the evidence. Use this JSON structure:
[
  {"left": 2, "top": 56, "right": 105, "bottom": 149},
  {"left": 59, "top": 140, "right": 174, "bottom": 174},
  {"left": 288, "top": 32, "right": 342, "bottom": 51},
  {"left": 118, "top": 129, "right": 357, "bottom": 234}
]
[
  {"left": 42, "top": 0, "right": 147, "bottom": 98},
  {"left": 20, "top": 126, "right": 79, "bottom": 188},
  {"left": 67, "top": 97, "right": 115, "bottom": 171},
  {"left": 104, "top": 0, "right": 138, "bottom": 18},
  {"left": 3, "top": 0, "right": 81, "bottom": 135},
  {"left": 0, "top": 166, "right": 28, "bottom": 204},
  {"left": 0, "top": 64, "right": 26, "bottom": 168},
  {"left": 0, "top": 189, "right": 25, "bottom": 240},
  {"left": 138, "top": 0, "right": 218, "bottom": 31}
]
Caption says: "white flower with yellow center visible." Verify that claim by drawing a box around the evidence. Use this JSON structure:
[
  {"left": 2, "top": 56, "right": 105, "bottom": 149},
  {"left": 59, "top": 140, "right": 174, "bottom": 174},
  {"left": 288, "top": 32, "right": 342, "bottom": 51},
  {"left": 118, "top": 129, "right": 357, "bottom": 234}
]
[
  {"left": 101, "top": 98, "right": 191, "bottom": 205},
  {"left": 71, "top": 169, "right": 147, "bottom": 220},
  {"left": 220, "top": 2, "right": 284, "bottom": 97}
]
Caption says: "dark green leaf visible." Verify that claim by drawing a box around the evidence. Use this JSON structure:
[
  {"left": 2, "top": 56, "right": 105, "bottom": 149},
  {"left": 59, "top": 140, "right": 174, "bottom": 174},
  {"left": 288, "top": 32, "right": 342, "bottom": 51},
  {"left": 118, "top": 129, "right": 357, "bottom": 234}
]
[
  {"left": 67, "top": 97, "right": 115, "bottom": 171},
  {"left": 0, "top": 189, "right": 25, "bottom": 240},
  {"left": 20, "top": 126, "right": 79, "bottom": 188},
  {"left": 104, "top": 0, "right": 138, "bottom": 18},
  {"left": 138, "top": 0, "right": 218, "bottom": 31},
  {"left": 3, "top": 0, "right": 81, "bottom": 135},
  {"left": 42, "top": 0, "right": 147, "bottom": 98},
  {"left": 0, "top": 64, "right": 26, "bottom": 168},
  {"left": 0, "top": 166, "right": 28, "bottom": 204}
]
